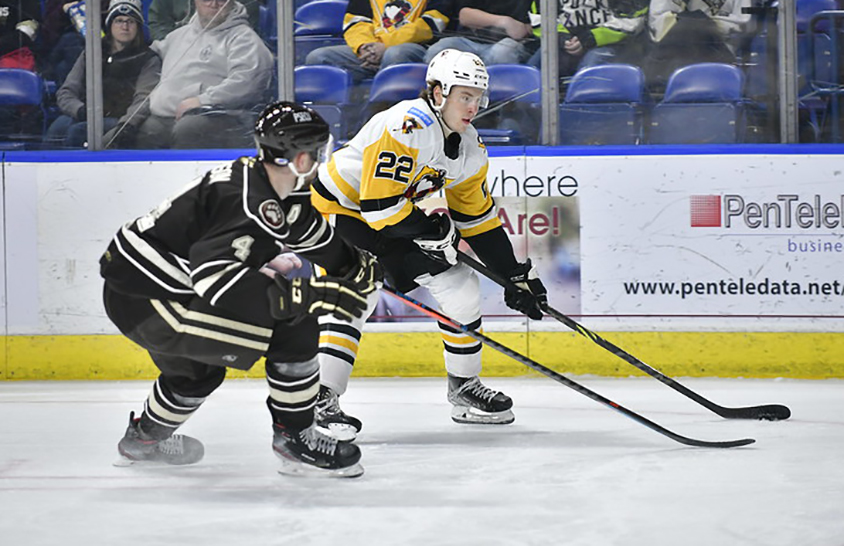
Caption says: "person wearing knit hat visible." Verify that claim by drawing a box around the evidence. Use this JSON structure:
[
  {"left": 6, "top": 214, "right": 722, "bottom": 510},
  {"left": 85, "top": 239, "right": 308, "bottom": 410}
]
[
  {"left": 105, "top": 0, "right": 145, "bottom": 30},
  {"left": 45, "top": 0, "right": 161, "bottom": 149}
]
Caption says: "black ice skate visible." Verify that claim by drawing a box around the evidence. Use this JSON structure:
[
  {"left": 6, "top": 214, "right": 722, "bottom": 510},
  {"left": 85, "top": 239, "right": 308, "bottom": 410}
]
[
  {"left": 114, "top": 412, "right": 204, "bottom": 466},
  {"left": 314, "top": 385, "right": 362, "bottom": 441},
  {"left": 273, "top": 423, "right": 363, "bottom": 478},
  {"left": 447, "top": 375, "right": 515, "bottom": 425}
]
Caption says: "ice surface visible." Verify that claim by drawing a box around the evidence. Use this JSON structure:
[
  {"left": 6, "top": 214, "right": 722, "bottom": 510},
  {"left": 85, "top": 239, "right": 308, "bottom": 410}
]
[{"left": 1, "top": 377, "right": 842, "bottom": 546}]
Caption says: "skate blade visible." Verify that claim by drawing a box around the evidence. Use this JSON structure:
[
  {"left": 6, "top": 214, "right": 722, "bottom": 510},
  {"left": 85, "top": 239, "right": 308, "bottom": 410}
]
[
  {"left": 113, "top": 454, "right": 138, "bottom": 467},
  {"left": 315, "top": 423, "right": 358, "bottom": 442},
  {"left": 113, "top": 453, "right": 201, "bottom": 467},
  {"left": 277, "top": 458, "right": 364, "bottom": 479},
  {"left": 451, "top": 406, "right": 515, "bottom": 425},
  {"left": 112, "top": 454, "right": 170, "bottom": 467}
]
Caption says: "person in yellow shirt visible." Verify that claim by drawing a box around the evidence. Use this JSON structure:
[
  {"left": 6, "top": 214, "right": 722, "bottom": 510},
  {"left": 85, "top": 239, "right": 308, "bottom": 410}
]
[
  {"left": 310, "top": 49, "right": 548, "bottom": 440},
  {"left": 305, "top": 0, "right": 452, "bottom": 82}
]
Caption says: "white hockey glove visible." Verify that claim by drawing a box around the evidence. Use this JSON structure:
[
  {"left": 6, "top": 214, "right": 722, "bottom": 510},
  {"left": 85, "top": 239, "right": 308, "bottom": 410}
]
[
  {"left": 342, "top": 248, "right": 383, "bottom": 295},
  {"left": 268, "top": 275, "right": 368, "bottom": 322},
  {"left": 504, "top": 259, "right": 547, "bottom": 320},
  {"left": 413, "top": 213, "right": 460, "bottom": 266}
]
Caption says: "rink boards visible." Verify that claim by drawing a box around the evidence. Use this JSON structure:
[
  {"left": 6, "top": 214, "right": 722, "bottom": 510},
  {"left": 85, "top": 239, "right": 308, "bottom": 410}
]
[{"left": 1, "top": 146, "right": 842, "bottom": 380}]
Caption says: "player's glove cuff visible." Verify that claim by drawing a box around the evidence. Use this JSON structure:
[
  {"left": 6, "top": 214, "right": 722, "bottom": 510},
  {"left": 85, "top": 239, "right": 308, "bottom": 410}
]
[
  {"left": 268, "top": 275, "right": 368, "bottom": 323},
  {"left": 342, "top": 248, "right": 383, "bottom": 295},
  {"left": 504, "top": 259, "right": 547, "bottom": 320},
  {"left": 413, "top": 213, "right": 460, "bottom": 266}
]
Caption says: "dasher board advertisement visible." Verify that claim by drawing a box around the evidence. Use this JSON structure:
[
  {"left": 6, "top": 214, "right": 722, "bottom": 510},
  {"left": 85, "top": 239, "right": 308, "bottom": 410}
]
[{"left": 569, "top": 154, "right": 844, "bottom": 318}]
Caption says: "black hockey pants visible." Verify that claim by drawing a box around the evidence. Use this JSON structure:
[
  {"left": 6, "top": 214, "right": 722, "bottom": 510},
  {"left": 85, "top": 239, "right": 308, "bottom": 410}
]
[{"left": 103, "top": 283, "right": 319, "bottom": 399}]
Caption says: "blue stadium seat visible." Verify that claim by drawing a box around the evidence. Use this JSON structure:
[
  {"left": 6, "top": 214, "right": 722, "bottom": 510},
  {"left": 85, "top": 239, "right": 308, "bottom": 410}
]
[
  {"left": 559, "top": 64, "right": 645, "bottom": 145},
  {"left": 798, "top": 0, "right": 838, "bottom": 88},
  {"left": 295, "top": 65, "right": 353, "bottom": 142},
  {"left": 141, "top": 0, "right": 153, "bottom": 41},
  {"left": 0, "top": 68, "right": 48, "bottom": 148},
  {"left": 259, "top": 4, "right": 273, "bottom": 43},
  {"left": 477, "top": 64, "right": 541, "bottom": 145},
  {"left": 367, "top": 63, "right": 427, "bottom": 104},
  {"left": 805, "top": 4, "right": 844, "bottom": 141},
  {"left": 649, "top": 63, "right": 746, "bottom": 144},
  {"left": 294, "top": 0, "right": 348, "bottom": 65}
]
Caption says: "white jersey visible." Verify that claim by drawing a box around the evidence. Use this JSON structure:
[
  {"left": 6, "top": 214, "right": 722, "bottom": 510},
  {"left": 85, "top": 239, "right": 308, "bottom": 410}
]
[{"left": 313, "top": 98, "right": 502, "bottom": 238}]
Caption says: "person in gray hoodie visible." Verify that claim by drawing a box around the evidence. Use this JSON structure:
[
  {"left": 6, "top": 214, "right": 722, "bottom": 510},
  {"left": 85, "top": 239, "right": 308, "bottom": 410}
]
[
  {"left": 136, "top": 0, "right": 273, "bottom": 149},
  {"left": 44, "top": 0, "right": 161, "bottom": 149}
]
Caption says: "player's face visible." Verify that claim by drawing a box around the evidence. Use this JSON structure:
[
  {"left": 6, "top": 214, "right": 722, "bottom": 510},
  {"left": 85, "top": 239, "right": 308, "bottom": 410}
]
[{"left": 442, "top": 86, "right": 484, "bottom": 133}]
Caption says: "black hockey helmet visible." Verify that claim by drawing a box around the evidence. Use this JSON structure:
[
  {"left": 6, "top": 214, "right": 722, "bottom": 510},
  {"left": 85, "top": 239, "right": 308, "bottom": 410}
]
[{"left": 254, "top": 101, "right": 332, "bottom": 167}]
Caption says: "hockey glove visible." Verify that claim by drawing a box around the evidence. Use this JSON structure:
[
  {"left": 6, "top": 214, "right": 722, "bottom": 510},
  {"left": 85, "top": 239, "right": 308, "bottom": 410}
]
[
  {"left": 504, "top": 259, "right": 547, "bottom": 320},
  {"left": 268, "top": 275, "right": 368, "bottom": 322},
  {"left": 343, "top": 248, "right": 384, "bottom": 295},
  {"left": 413, "top": 213, "right": 460, "bottom": 266}
]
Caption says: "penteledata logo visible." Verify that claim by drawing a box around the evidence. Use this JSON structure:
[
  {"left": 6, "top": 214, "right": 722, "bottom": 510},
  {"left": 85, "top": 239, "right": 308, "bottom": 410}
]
[
  {"left": 690, "top": 194, "right": 844, "bottom": 229},
  {"left": 690, "top": 195, "right": 722, "bottom": 227}
]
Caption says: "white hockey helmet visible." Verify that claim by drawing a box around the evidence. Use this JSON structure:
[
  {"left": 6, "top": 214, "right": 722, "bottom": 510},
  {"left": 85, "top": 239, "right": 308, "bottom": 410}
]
[{"left": 425, "top": 49, "right": 489, "bottom": 109}]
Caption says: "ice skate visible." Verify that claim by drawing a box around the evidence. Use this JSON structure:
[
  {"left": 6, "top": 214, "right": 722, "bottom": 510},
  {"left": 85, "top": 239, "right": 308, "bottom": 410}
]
[
  {"left": 314, "top": 385, "right": 362, "bottom": 441},
  {"left": 273, "top": 423, "right": 364, "bottom": 478},
  {"left": 447, "top": 375, "right": 515, "bottom": 425},
  {"left": 114, "top": 412, "right": 204, "bottom": 466}
]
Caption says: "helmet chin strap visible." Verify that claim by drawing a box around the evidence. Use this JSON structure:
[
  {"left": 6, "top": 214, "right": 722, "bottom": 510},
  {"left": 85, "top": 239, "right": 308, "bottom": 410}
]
[
  {"left": 288, "top": 160, "right": 318, "bottom": 191},
  {"left": 424, "top": 90, "right": 461, "bottom": 159},
  {"left": 428, "top": 92, "right": 456, "bottom": 134}
]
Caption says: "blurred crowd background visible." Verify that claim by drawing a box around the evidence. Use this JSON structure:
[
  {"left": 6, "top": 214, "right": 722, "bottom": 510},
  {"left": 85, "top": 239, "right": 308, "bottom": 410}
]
[{"left": 0, "top": 0, "right": 841, "bottom": 151}]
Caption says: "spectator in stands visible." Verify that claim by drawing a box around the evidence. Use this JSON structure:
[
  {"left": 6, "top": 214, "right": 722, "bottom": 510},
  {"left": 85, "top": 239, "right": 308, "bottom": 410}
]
[
  {"left": 305, "top": 0, "right": 453, "bottom": 83},
  {"left": 135, "top": 0, "right": 273, "bottom": 149},
  {"left": 642, "top": 0, "right": 753, "bottom": 92},
  {"left": 42, "top": 0, "right": 111, "bottom": 87},
  {"left": 44, "top": 0, "right": 161, "bottom": 149},
  {"left": 527, "top": 0, "right": 648, "bottom": 79},
  {"left": 423, "top": 0, "right": 534, "bottom": 66},
  {"left": 0, "top": 0, "right": 40, "bottom": 69},
  {"left": 147, "top": 0, "right": 260, "bottom": 41}
]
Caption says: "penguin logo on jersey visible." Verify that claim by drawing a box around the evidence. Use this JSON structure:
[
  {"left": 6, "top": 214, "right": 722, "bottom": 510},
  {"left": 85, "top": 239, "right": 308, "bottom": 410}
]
[
  {"left": 401, "top": 115, "right": 421, "bottom": 134},
  {"left": 259, "top": 200, "right": 285, "bottom": 229},
  {"left": 404, "top": 166, "right": 447, "bottom": 202},
  {"left": 382, "top": 1, "right": 411, "bottom": 28}
]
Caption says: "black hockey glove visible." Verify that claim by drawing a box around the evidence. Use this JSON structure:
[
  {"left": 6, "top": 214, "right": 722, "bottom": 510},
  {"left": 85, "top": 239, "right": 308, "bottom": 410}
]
[
  {"left": 342, "top": 248, "right": 383, "bottom": 295},
  {"left": 413, "top": 213, "right": 460, "bottom": 266},
  {"left": 504, "top": 259, "right": 547, "bottom": 320},
  {"left": 268, "top": 275, "right": 368, "bottom": 322}
]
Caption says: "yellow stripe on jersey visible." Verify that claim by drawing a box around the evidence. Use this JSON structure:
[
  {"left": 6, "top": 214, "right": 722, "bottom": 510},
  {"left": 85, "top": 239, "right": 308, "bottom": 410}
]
[
  {"left": 326, "top": 156, "right": 361, "bottom": 206},
  {"left": 311, "top": 189, "right": 365, "bottom": 222},
  {"left": 445, "top": 163, "right": 502, "bottom": 237},
  {"left": 360, "top": 130, "right": 420, "bottom": 230}
]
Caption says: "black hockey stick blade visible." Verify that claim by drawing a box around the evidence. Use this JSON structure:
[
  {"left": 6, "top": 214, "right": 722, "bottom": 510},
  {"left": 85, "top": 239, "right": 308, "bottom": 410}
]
[
  {"left": 382, "top": 285, "right": 755, "bottom": 449},
  {"left": 457, "top": 252, "right": 791, "bottom": 422}
]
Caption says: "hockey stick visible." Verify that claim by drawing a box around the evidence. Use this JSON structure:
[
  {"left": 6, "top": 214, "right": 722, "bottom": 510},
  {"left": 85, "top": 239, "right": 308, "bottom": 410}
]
[
  {"left": 457, "top": 251, "right": 791, "bottom": 421},
  {"left": 473, "top": 88, "right": 540, "bottom": 121},
  {"left": 382, "top": 285, "right": 755, "bottom": 449}
]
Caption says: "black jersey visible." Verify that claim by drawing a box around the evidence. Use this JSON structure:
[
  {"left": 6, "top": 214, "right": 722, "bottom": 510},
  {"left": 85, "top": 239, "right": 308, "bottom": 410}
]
[{"left": 100, "top": 156, "right": 355, "bottom": 326}]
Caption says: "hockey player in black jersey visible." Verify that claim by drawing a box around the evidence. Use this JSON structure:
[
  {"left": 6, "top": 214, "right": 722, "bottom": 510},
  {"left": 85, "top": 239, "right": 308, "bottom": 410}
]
[{"left": 100, "top": 101, "right": 382, "bottom": 478}]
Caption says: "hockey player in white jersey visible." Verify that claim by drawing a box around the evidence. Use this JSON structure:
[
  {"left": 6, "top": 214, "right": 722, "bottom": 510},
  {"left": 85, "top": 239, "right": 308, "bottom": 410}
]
[{"left": 311, "top": 49, "right": 548, "bottom": 439}]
